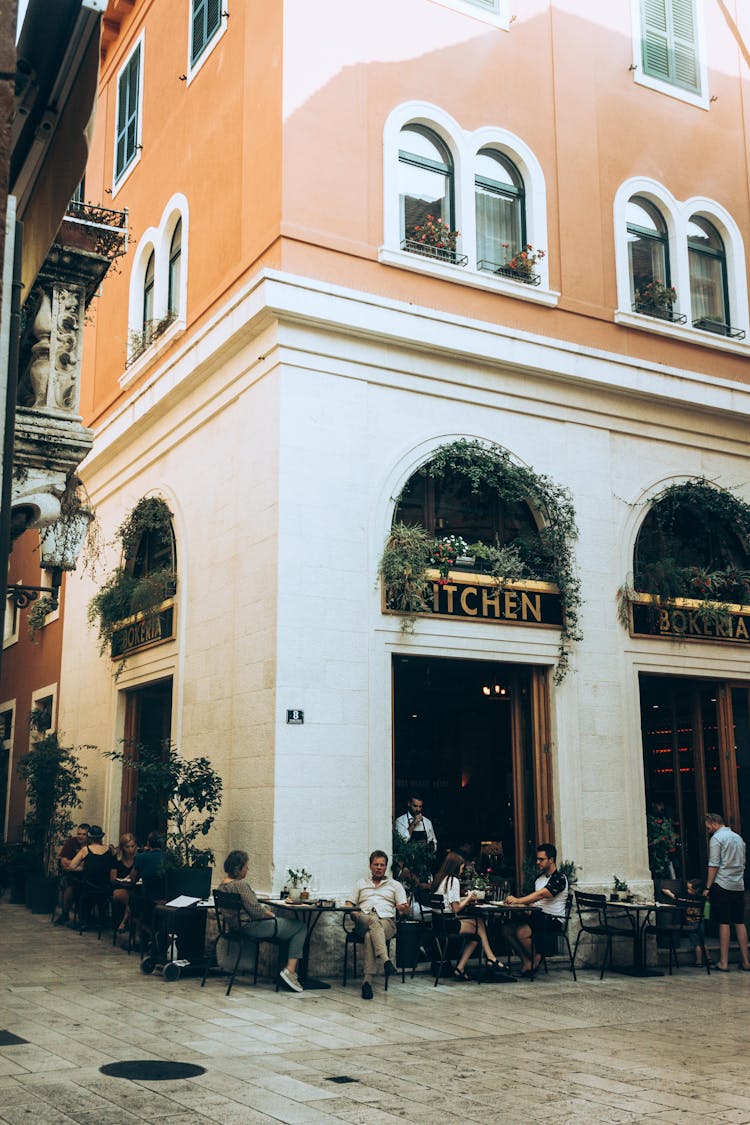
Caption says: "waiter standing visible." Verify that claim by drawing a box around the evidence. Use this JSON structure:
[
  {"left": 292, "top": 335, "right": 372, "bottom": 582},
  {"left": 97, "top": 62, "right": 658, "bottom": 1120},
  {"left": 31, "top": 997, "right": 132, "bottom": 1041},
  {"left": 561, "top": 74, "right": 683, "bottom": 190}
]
[{"left": 394, "top": 795, "right": 437, "bottom": 851}]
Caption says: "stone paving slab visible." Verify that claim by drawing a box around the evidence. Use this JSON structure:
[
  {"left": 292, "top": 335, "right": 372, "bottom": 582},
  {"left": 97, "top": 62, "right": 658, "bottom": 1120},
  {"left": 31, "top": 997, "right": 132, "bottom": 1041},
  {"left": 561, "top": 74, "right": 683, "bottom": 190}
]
[{"left": 2, "top": 902, "right": 750, "bottom": 1123}]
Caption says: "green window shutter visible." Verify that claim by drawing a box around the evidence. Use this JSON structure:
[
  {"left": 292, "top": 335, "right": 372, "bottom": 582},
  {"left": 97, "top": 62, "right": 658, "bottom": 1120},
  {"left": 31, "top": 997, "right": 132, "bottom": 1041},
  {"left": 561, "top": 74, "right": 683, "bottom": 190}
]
[
  {"left": 191, "top": 0, "right": 222, "bottom": 65},
  {"left": 641, "top": 0, "right": 700, "bottom": 94},
  {"left": 671, "top": 0, "right": 699, "bottom": 90},
  {"left": 115, "top": 48, "right": 140, "bottom": 181}
]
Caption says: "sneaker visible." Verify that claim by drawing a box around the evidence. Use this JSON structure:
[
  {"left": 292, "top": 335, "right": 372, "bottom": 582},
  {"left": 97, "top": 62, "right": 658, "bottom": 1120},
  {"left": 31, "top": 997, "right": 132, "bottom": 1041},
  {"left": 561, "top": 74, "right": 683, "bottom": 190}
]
[
  {"left": 279, "top": 968, "right": 303, "bottom": 993},
  {"left": 383, "top": 959, "right": 397, "bottom": 978},
  {"left": 361, "top": 981, "right": 373, "bottom": 1000}
]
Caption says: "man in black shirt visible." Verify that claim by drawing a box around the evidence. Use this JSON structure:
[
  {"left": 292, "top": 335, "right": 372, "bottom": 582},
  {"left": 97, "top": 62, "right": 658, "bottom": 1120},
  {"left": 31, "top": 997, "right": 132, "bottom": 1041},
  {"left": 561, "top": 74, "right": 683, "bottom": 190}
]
[{"left": 503, "top": 843, "right": 568, "bottom": 977}]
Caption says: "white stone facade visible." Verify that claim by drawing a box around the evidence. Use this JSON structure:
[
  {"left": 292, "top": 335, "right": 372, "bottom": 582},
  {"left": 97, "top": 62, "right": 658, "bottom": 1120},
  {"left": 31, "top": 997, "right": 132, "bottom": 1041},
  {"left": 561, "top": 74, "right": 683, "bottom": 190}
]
[{"left": 59, "top": 268, "right": 750, "bottom": 900}]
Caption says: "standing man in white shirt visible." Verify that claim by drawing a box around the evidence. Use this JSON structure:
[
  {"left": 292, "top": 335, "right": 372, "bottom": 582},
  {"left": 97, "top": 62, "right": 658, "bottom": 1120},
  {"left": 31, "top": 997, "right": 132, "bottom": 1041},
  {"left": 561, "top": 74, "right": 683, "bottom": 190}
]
[
  {"left": 345, "top": 851, "right": 409, "bottom": 999},
  {"left": 394, "top": 795, "right": 437, "bottom": 851},
  {"left": 703, "top": 813, "right": 750, "bottom": 973}
]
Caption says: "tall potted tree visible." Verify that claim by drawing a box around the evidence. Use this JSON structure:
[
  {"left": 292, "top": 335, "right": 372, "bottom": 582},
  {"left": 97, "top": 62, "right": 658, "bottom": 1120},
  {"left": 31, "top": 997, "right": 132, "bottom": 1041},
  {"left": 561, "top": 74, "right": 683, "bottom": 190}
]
[
  {"left": 18, "top": 712, "right": 89, "bottom": 912},
  {"left": 105, "top": 741, "right": 223, "bottom": 871}
]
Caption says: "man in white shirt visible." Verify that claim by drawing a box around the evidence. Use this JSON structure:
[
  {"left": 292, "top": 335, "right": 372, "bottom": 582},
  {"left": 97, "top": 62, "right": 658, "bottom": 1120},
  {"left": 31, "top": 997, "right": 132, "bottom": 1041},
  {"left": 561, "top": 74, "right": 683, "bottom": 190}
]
[
  {"left": 345, "top": 850, "right": 409, "bottom": 999},
  {"left": 703, "top": 813, "right": 750, "bottom": 972},
  {"left": 394, "top": 795, "right": 437, "bottom": 850}
]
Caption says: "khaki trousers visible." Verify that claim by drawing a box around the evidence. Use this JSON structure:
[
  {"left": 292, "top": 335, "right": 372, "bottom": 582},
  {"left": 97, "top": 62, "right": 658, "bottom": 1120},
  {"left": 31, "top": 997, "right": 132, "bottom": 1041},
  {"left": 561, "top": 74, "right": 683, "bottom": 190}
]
[{"left": 354, "top": 913, "right": 397, "bottom": 978}]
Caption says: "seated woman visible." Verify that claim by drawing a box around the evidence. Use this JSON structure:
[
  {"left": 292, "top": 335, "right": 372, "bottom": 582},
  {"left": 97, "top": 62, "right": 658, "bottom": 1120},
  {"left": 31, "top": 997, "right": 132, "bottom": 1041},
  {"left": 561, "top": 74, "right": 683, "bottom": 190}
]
[
  {"left": 68, "top": 825, "right": 112, "bottom": 929},
  {"left": 110, "top": 833, "right": 138, "bottom": 933},
  {"left": 431, "top": 851, "right": 502, "bottom": 979},
  {"left": 220, "top": 850, "right": 307, "bottom": 993}
]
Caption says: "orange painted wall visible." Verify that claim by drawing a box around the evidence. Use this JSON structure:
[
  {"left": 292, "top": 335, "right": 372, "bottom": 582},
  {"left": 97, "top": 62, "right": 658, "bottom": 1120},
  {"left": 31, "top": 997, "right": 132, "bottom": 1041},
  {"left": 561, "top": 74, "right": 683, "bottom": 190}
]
[
  {"left": 3, "top": 533, "right": 65, "bottom": 841},
  {"left": 81, "top": 0, "right": 750, "bottom": 429}
]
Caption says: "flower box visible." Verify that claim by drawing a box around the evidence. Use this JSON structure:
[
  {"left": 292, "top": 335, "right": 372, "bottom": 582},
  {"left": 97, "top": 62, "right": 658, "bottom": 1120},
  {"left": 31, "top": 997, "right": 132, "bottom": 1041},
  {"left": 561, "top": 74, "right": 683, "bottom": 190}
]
[
  {"left": 633, "top": 302, "right": 687, "bottom": 324},
  {"left": 401, "top": 239, "right": 468, "bottom": 267},
  {"left": 692, "top": 317, "right": 746, "bottom": 340}
]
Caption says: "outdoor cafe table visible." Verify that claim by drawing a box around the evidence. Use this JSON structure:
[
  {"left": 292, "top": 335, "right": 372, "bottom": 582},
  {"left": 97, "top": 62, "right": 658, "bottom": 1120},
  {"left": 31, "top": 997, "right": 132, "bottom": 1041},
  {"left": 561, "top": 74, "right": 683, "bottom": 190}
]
[
  {"left": 262, "top": 899, "right": 356, "bottom": 989},
  {"left": 604, "top": 899, "right": 671, "bottom": 978},
  {"left": 464, "top": 901, "right": 537, "bottom": 981}
]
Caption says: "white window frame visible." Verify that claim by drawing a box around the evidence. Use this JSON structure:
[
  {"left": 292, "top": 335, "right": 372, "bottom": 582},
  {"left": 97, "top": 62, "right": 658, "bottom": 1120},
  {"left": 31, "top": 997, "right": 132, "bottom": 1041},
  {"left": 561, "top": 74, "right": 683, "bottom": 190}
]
[
  {"left": 30, "top": 685, "right": 57, "bottom": 736},
  {"left": 381, "top": 101, "right": 557, "bottom": 308},
  {"left": 614, "top": 177, "right": 750, "bottom": 352},
  {"left": 0, "top": 700, "right": 15, "bottom": 841},
  {"left": 112, "top": 31, "right": 145, "bottom": 198},
  {"left": 124, "top": 193, "right": 189, "bottom": 381},
  {"left": 3, "top": 594, "right": 18, "bottom": 648},
  {"left": 187, "top": 0, "right": 228, "bottom": 86},
  {"left": 631, "top": 0, "right": 709, "bottom": 111},
  {"left": 429, "top": 0, "right": 510, "bottom": 30}
]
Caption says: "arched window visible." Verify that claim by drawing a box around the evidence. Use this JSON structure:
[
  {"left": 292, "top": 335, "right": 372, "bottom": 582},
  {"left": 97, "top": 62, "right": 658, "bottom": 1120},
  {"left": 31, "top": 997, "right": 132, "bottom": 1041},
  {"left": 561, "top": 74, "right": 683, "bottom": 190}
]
[
  {"left": 398, "top": 125, "right": 454, "bottom": 249},
  {"left": 635, "top": 484, "right": 750, "bottom": 601},
  {"left": 627, "top": 196, "right": 672, "bottom": 312},
  {"left": 475, "top": 149, "right": 524, "bottom": 270},
  {"left": 142, "top": 250, "right": 155, "bottom": 336},
  {"left": 125, "top": 499, "right": 177, "bottom": 587},
  {"left": 168, "top": 219, "right": 182, "bottom": 317},
  {"left": 395, "top": 465, "right": 540, "bottom": 561},
  {"left": 688, "top": 216, "right": 729, "bottom": 333}
]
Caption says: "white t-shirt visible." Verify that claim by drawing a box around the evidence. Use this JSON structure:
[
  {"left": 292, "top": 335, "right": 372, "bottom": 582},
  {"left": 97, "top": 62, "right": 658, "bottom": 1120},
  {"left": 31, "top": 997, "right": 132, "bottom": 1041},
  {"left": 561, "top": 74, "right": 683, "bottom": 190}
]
[{"left": 436, "top": 875, "right": 461, "bottom": 913}]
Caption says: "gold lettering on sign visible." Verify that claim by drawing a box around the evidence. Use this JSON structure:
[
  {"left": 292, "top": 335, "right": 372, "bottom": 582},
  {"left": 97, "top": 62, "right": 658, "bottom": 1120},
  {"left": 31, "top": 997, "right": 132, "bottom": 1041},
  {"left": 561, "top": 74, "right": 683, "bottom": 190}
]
[
  {"left": 737, "top": 618, "right": 749, "bottom": 640},
  {"left": 504, "top": 591, "right": 518, "bottom": 620},
  {"left": 521, "top": 592, "right": 542, "bottom": 622},
  {"left": 460, "top": 587, "right": 478, "bottom": 616},
  {"left": 444, "top": 585, "right": 457, "bottom": 613},
  {"left": 481, "top": 589, "right": 501, "bottom": 617}
]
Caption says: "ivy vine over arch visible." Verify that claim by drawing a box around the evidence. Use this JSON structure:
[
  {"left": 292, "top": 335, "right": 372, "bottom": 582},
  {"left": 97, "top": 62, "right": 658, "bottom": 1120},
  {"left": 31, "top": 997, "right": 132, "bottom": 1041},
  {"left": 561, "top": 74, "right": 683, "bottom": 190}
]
[
  {"left": 87, "top": 496, "right": 176, "bottom": 659},
  {"left": 619, "top": 477, "right": 750, "bottom": 627},
  {"left": 378, "top": 439, "right": 582, "bottom": 682}
]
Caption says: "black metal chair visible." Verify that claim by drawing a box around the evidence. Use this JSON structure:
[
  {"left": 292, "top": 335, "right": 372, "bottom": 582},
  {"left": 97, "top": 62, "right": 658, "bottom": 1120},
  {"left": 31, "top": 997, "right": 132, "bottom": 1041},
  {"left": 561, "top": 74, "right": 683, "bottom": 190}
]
[
  {"left": 133, "top": 873, "right": 167, "bottom": 958},
  {"left": 203, "top": 889, "right": 282, "bottom": 995},
  {"left": 77, "top": 853, "right": 113, "bottom": 938},
  {"left": 429, "top": 894, "right": 481, "bottom": 987},
  {"left": 571, "top": 891, "right": 635, "bottom": 979},
  {"left": 341, "top": 913, "right": 392, "bottom": 989},
  {"left": 533, "top": 893, "right": 577, "bottom": 980},
  {"left": 643, "top": 897, "right": 711, "bottom": 976}
]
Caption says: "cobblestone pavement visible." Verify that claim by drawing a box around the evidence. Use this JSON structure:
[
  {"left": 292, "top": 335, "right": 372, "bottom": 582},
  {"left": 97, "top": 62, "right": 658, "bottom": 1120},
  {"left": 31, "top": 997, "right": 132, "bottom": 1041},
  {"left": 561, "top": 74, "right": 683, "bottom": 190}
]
[{"left": 1, "top": 901, "right": 749, "bottom": 1124}]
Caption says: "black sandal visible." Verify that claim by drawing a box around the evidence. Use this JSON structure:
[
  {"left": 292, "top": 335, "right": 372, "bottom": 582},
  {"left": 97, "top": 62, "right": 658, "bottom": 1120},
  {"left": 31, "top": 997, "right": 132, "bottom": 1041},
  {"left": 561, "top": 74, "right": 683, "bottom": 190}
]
[{"left": 453, "top": 967, "right": 471, "bottom": 980}]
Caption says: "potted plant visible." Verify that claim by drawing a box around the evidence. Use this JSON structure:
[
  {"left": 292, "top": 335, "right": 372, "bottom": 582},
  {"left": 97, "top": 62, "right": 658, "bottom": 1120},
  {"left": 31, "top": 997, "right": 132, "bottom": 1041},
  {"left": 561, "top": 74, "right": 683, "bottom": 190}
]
[
  {"left": 403, "top": 214, "right": 461, "bottom": 262},
  {"left": 497, "top": 242, "right": 545, "bottom": 283},
  {"left": 286, "top": 868, "right": 313, "bottom": 903},
  {"left": 612, "top": 875, "right": 631, "bottom": 902},
  {"left": 646, "top": 813, "right": 679, "bottom": 881},
  {"left": 377, "top": 522, "right": 433, "bottom": 632},
  {"left": 430, "top": 535, "right": 469, "bottom": 582},
  {"left": 633, "top": 279, "right": 677, "bottom": 319},
  {"left": 17, "top": 712, "right": 89, "bottom": 913},
  {"left": 105, "top": 741, "right": 222, "bottom": 872},
  {"left": 471, "top": 873, "right": 489, "bottom": 902}
]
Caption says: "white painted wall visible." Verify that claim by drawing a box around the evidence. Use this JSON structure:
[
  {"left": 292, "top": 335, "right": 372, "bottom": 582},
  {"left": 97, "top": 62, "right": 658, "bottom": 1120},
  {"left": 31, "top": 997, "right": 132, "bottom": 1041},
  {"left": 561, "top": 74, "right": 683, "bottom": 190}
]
[{"left": 59, "top": 270, "right": 750, "bottom": 900}]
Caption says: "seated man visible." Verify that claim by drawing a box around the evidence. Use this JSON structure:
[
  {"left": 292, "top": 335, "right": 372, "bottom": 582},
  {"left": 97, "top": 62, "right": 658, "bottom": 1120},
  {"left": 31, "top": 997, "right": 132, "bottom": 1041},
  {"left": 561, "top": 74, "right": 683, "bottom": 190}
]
[
  {"left": 502, "top": 842, "right": 568, "bottom": 977},
  {"left": 345, "top": 850, "right": 409, "bottom": 1000},
  {"left": 55, "top": 822, "right": 89, "bottom": 925},
  {"left": 135, "top": 831, "right": 165, "bottom": 884}
]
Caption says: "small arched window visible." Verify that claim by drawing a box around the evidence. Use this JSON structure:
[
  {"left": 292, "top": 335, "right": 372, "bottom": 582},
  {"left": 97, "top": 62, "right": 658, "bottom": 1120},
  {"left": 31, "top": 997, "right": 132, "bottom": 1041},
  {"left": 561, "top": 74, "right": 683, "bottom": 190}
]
[
  {"left": 142, "top": 251, "right": 155, "bottom": 335},
  {"left": 398, "top": 126, "right": 454, "bottom": 248},
  {"left": 688, "top": 216, "right": 728, "bottom": 333},
  {"left": 627, "top": 196, "right": 671, "bottom": 310},
  {"left": 168, "top": 219, "right": 182, "bottom": 317},
  {"left": 475, "top": 149, "right": 524, "bottom": 270}
]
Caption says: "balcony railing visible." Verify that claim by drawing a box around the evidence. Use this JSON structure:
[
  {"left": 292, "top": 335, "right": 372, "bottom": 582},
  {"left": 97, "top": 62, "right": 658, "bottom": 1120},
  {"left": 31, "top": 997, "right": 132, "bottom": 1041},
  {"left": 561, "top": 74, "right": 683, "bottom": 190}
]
[
  {"left": 478, "top": 259, "right": 541, "bottom": 286},
  {"left": 127, "top": 313, "right": 178, "bottom": 366},
  {"left": 692, "top": 317, "right": 746, "bottom": 341},
  {"left": 401, "top": 239, "right": 468, "bottom": 267},
  {"left": 632, "top": 302, "right": 687, "bottom": 324},
  {"left": 58, "top": 200, "right": 128, "bottom": 260}
]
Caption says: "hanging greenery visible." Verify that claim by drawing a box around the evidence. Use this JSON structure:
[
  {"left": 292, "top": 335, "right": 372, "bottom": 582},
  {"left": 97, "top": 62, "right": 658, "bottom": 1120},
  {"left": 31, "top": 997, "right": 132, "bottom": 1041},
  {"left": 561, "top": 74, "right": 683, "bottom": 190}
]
[
  {"left": 619, "top": 478, "right": 750, "bottom": 628},
  {"left": 378, "top": 439, "right": 582, "bottom": 681},
  {"left": 87, "top": 496, "right": 175, "bottom": 658}
]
